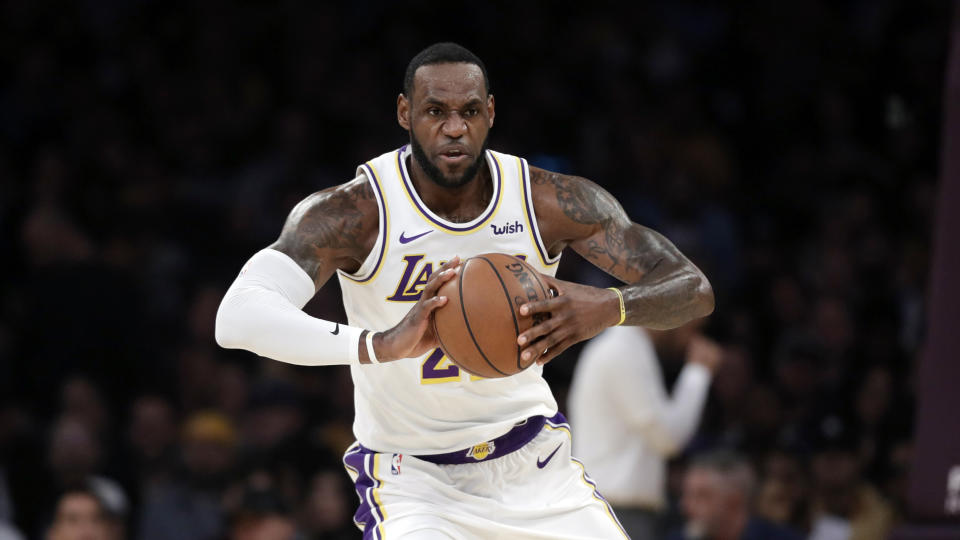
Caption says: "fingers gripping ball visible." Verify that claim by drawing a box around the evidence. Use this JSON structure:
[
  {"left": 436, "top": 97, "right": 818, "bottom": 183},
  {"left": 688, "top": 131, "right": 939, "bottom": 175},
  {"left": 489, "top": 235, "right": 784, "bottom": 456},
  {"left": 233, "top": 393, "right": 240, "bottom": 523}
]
[{"left": 431, "top": 253, "right": 551, "bottom": 378}]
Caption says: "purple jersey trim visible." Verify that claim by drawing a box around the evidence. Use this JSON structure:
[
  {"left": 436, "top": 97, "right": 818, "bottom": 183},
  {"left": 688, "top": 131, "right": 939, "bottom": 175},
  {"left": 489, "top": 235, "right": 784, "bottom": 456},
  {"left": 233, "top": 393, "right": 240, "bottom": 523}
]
[
  {"left": 340, "top": 163, "right": 387, "bottom": 284},
  {"left": 520, "top": 158, "right": 561, "bottom": 266}
]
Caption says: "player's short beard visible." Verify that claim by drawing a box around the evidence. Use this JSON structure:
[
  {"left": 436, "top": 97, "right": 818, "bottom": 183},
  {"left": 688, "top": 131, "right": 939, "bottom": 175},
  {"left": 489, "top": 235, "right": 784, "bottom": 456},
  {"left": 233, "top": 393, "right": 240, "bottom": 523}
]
[{"left": 410, "top": 132, "right": 488, "bottom": 189}]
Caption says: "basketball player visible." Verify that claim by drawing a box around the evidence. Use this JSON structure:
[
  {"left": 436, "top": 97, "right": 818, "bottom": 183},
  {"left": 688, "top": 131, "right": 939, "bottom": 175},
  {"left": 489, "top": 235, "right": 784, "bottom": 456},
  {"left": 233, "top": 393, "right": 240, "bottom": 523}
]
[{"left": 216, "top": 43, "right": 714, "bottom": 539}]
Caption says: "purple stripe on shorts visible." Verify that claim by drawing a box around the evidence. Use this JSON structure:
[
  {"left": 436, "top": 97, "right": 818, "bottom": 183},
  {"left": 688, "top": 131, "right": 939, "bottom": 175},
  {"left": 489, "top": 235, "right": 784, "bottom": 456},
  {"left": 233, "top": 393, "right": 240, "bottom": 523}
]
[
  {"left": 570, "top": 450, "right": 629, "bottom": 537},
  {"left": 547, "top": 411, "right": 569, "bottom": 427},
  {"left": 343, "top": 445, "right": 385, "bottom": 539}
]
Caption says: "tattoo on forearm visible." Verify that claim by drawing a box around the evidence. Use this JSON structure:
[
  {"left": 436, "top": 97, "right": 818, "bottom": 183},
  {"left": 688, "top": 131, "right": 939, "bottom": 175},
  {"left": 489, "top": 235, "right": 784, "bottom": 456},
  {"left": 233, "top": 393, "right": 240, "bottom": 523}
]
[{"left": 600, "top": 222, "right": 708, "bottom": 328}]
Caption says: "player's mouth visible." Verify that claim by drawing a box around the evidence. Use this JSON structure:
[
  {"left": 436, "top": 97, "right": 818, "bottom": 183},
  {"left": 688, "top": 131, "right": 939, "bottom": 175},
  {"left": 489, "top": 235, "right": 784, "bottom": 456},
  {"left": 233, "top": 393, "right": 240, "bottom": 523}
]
[{"left": 438, "top": 146, "right": 471, "bottom": 165}]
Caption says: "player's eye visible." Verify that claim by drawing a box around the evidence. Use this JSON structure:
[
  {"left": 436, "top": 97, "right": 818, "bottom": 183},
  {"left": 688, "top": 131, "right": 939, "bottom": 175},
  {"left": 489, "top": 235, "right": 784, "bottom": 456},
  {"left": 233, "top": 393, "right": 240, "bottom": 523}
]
[
  {"left": 463, "top": 108, "right": 478, "bottom": 118},
  {"left": 427, "top": 108, "right": 442, "bottom": 117}
]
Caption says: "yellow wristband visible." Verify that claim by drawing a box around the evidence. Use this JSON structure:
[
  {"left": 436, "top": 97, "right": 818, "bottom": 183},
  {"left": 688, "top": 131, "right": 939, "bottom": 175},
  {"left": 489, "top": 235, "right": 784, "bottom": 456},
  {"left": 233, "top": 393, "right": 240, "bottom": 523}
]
[{"left": 607, "top": 287, "right": 626, "bottom": 326}]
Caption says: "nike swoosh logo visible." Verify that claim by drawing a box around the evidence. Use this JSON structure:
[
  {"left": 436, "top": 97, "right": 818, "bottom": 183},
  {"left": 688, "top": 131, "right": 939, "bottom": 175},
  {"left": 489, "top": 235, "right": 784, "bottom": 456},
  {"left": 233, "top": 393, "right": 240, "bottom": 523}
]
[
  {"left": 399, "top": 230, "right": 433, "bottom": 244},
  {"left": 330, "top": 322, "right": 340, "bottom": 335},
  {"left": 537, "top": 443, "right": 563, "bottom": 469}
]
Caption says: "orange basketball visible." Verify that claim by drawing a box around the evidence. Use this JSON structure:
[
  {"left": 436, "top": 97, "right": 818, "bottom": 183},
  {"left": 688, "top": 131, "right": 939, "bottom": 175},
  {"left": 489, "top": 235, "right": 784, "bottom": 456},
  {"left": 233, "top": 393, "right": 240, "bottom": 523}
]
[{"left": 431, "top": 253, "right": 552, "bottom": 378}]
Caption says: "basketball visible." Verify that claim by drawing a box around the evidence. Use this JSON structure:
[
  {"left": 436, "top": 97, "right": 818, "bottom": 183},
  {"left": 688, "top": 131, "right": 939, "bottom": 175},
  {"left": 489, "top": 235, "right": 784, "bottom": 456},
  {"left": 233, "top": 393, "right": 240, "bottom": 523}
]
[{"left": 432, "top": 253, "right": 552, "bottom": 378}]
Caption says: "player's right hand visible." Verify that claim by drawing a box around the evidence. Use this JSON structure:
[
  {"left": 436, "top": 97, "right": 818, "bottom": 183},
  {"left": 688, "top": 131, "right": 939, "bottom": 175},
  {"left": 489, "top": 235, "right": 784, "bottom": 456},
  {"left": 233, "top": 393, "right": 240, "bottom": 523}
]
[{"left": 374, "top": 257, "right": 461, "bottom": 361}]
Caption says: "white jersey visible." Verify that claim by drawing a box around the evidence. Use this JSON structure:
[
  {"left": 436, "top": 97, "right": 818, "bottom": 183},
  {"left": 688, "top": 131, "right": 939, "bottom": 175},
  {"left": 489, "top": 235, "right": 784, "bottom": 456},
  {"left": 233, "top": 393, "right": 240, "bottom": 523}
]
[{"left": 337, "top": 144, "right": 561, "bottom": 455}]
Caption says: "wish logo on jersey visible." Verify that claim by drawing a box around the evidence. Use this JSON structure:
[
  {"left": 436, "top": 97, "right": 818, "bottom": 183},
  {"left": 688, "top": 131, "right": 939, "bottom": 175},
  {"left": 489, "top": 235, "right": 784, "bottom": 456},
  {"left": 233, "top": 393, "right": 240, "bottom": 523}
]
[
  {"left": 491, "top": 220, "right": 524, "bottom": 235},
  {"left": 466, "top": 441, "right": 496, "bottom": 460}
]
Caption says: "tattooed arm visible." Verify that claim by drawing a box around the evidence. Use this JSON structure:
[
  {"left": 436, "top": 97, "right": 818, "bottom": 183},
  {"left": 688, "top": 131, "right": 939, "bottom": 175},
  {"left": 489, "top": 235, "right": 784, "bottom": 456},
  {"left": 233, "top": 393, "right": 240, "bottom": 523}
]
[
  {"left": 269, "top": 176, "right": 381, "bottom": 289},
  {"left": 515, "top": 167, "right": 714, "bottom": 364},
  {"left": 216, "top": 176, "right": 459, "bottom": 365}
]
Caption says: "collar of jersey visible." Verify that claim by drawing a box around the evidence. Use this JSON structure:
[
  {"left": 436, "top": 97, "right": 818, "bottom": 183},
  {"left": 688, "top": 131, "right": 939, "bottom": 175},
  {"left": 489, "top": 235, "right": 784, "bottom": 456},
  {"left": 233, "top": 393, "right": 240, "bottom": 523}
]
[{"left": 396, "top": 145, "right": 504, "bottom": 235}]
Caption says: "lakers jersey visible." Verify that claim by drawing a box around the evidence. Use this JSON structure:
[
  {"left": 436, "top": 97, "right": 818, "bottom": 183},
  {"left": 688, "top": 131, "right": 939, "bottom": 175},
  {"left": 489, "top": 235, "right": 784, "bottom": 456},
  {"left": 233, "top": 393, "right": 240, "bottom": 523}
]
[{"left": 337, "top": 145, "right": 561, "bottom": 455}]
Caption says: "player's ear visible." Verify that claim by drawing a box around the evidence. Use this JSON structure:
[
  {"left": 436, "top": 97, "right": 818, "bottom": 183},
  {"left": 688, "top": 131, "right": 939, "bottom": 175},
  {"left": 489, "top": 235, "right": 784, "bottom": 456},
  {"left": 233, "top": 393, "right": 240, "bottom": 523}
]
[
  {"left": 487, "top": 94, "right": 495, "bottom": 128},
  {"left": 398, "top": 93, "right": 411, "bottom": 131}
]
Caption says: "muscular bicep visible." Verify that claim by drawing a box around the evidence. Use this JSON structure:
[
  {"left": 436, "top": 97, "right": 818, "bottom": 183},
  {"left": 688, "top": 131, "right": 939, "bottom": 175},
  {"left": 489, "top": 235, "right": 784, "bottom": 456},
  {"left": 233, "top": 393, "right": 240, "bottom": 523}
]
[
  {"left": 269, "top": 175, "right": 379, "bottom": 290},
  {"left": 530, "top": 167, "right": 696, "bottom": 285}
]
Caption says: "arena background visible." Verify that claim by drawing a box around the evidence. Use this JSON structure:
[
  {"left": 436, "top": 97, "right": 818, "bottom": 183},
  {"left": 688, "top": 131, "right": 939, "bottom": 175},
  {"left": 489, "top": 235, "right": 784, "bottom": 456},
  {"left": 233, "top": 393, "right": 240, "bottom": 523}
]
[{"left": 0, "top": 1, "right": 956, "bottom": 539}]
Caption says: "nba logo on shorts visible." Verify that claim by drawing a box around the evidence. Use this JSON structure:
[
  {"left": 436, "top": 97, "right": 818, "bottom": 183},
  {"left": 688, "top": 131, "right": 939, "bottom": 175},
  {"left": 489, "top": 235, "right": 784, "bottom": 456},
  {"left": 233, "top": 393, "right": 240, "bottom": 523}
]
[
  {"left": 466, "top": 441, "right": 496, "bottom": 460},
  {"left": 391, "top": 453, "right": 403, "bottom": 475}
]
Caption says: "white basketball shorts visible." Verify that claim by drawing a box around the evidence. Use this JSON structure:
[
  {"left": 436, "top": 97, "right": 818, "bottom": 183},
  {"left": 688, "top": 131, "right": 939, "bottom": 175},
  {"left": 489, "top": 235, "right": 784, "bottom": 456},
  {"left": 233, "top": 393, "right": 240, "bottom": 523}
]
[{"left": 342, "top": 413, "right": 629, "bottom": 539}]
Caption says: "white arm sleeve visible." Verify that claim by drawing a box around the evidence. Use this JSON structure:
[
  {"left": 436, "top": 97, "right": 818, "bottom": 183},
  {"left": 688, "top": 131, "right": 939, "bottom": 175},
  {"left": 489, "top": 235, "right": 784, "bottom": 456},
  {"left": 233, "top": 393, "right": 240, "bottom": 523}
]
[{"left": 214, "top": 248, "right": 364, "bottom": 366}]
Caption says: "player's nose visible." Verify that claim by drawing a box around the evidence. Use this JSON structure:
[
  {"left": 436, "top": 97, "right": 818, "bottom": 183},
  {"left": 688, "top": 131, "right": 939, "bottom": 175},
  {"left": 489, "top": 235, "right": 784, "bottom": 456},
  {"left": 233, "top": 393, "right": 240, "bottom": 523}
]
[{"left": 441, "top": 113, "right": 468, "bottom": 138}]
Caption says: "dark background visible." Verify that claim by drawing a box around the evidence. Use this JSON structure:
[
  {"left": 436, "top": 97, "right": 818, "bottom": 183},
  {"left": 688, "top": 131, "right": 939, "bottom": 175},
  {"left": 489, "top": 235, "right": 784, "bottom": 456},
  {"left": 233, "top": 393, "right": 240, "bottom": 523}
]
[{"left": 0, "top": 1, "right": 953, "bottom": 539}]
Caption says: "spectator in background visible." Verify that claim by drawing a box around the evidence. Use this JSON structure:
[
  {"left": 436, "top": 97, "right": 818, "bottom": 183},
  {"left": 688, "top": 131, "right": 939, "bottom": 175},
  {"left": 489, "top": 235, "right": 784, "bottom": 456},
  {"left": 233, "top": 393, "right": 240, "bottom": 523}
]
[
  {"left": 137, "top": 411, "right": 237, "bottom": 540},
  {"left": 772, "top": 336, "right": 823, "bottom": 428},
  {"left": 569, "top": 320, "right": 722, "bottom": 539},
  {"left": 808, "top": 414, "right": 893, "bottom": 540},
  {"left": 755, "top": 447, "right": 809, "bottom": 532},
  {"left": 125, "top": 395, "right": 178, "bottom": 497},
  {"left": 297, "top": 469, "right": 356, "bottom": 540},
  {"left": 240, "top": 379, "right": 311, "bottom": 505},
  {"left": 46, "top": 485, "right": 122, "bottom": 540},
  {"left": 228, "top": 482, "right": 297, "bottom": 540},
  {"left": 669, "top": 450, "right": 802, "bottom": 540},
  {"left": 47, "top": 417, "right": 128, "bottom": 531},
  {"left": 242, "top": 380, "right": 305, "bottom": 458},
  {"left": 60, "top": 378, "right": 110, "bottom": 439}
]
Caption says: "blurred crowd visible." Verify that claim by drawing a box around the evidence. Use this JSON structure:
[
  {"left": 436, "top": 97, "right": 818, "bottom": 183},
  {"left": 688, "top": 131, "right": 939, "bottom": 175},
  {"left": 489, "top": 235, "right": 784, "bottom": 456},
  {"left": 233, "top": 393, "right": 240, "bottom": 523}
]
[{"left": 0, "top": 0, "right": 950, "bottom": 539}]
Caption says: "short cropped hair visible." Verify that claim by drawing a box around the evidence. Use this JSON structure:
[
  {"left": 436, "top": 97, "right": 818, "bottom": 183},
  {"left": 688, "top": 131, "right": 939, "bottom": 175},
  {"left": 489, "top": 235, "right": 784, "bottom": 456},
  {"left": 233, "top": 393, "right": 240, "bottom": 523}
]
[{"left": 403, "top": 42, "right": 491, "bottom": 97}]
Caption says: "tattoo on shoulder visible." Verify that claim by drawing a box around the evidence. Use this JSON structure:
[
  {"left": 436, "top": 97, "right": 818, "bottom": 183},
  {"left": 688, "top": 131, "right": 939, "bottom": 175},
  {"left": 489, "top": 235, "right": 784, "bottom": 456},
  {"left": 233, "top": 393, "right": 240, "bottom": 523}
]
[
  {"left": 300, "top": 180, "right": 374, "bottom": 250},
  {"left": 531, "top": 167, "right": 663, "bottom": 278},
  {"left": 274, "top": 178, "right": 376, "bottom": 280},
  {"left": 530, "top": 168, "right": 617, "bottom": 225}
]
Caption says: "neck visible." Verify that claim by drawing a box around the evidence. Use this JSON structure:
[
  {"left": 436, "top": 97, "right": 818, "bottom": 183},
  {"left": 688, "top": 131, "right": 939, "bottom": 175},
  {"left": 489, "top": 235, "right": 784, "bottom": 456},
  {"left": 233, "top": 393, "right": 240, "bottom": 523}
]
[{"left": 406, "top": 153, "right": 492, "bottom": 223}]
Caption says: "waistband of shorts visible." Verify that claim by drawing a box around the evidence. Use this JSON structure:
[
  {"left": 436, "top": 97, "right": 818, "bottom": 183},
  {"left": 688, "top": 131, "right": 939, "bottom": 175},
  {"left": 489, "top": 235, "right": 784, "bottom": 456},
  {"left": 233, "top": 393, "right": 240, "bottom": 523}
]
[{"left": 413, "top": 413, "right": 564, "bottom": 465}]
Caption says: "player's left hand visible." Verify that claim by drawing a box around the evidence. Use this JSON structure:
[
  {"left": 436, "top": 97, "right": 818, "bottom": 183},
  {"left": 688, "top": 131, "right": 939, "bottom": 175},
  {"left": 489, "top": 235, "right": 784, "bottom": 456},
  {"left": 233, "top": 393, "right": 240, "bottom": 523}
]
[
  {"left": 375, "top": 257, "right": 461, "bottom": 361},
  {"left": 516, "top": 275, "right": 621, "bottom": 365}
]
